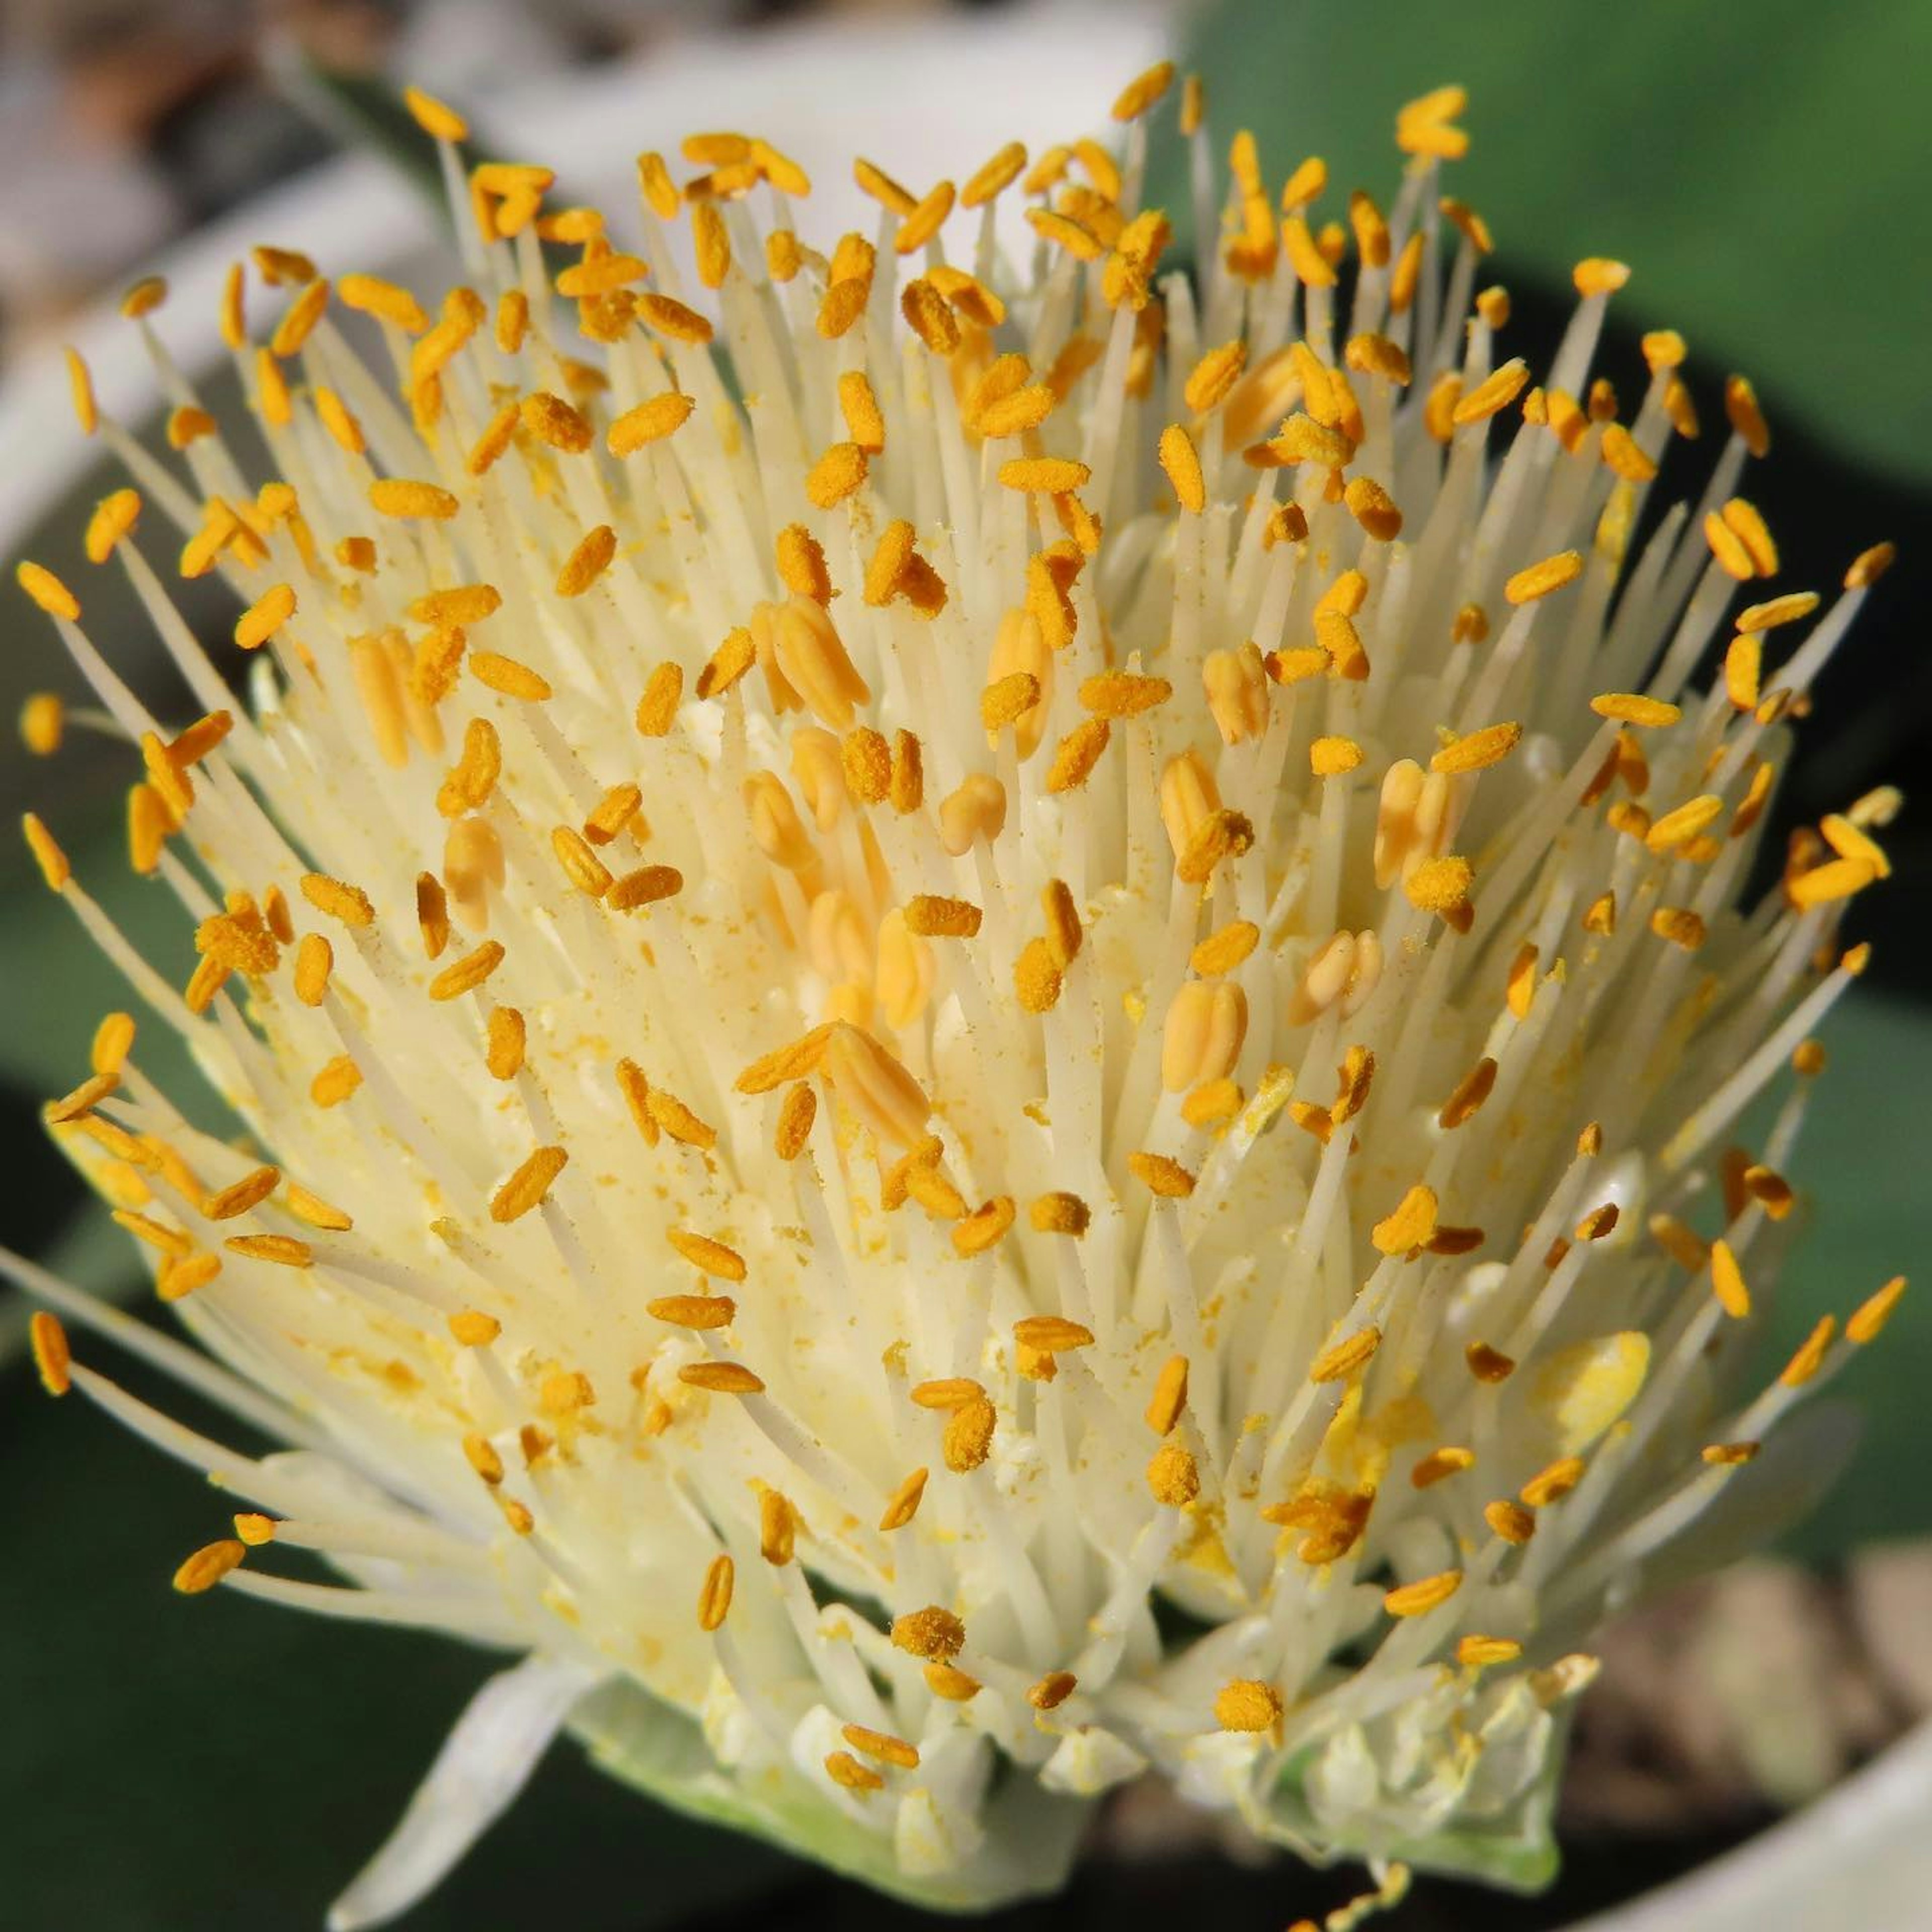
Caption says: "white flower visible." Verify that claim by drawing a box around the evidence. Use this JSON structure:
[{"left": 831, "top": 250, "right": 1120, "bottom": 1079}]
[{"left": 8, "top": 64, "right": 1909, "bottom": 1930}]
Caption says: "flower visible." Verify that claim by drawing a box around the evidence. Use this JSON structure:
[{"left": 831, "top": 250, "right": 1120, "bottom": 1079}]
[{"left": 6, "top": 63, "right": 1910, "bottom": 1930}]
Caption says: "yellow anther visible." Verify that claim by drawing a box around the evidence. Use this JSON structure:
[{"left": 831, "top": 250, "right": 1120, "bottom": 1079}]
[
  {"left": 1411, "top": 1446, "right": 1476, "bottom": 1490},
  {"left": 1649, "top": 906, "right": 1708, "bottom": 950},
  {"left": 173, "top": 1541, "right": 248, "bottom": 1596},
  {"left": 1737, "top": 591, "right": 1820, "bottom": 633},
  {"left": 83, "top": 487, "right": 142, "bottom": 565},
  {"left": 608, "top": 391, "right": 695, "bottom": 456},
  {"left": 485, "top": 1006, "right": 525, "bottom": 1081},
  {"left": 556, "top": 524, "right": 617, "bottom": 599},
  {"left": 234, "top": 584, "right": 296, "bottom": 652},
  {"left": 1384, "top": 1569, "right": 1463, "bottom": 1617},
  {"left": 17, "top": 561, "right": 79, "bottom": 622},
  {"left": 1600, "top": 423, "right": 1658, "bottom": 482},
  {"left": 1453, "top": 358, "right": 1531, "bottom": 427},
  {"left": 404, "top": 84, "right": 468, "bottom": 142},
  {"left": 1215, "top": 1679, "right": 1282, "bottom": 1734},
  {"left": 1719, "top": 497, "right": 1779, "bottom": 577},
  {"left": 339, "top": 273, "right": 429, "bottom": 334},
  {"left": 1573, "top": 258, "right": 1631, "bottom": 297},
  {"left": 469, "top": 652, "right": 551, "bottom": 702},
  {"left": 269, "top": 277, "right": 330, "bottom": 358},
  {"left": 1372, "top": 1183, "right": 1439, "bottom": 1256},
  {"left": 1310, "top": 736, "right": 1364, "bottom": 778},
  {"left": 895, "top": 179, "right": 956, "bottom": 256},
  {"left": 608, "top": 865, "right": 684, "bottom": 912},
  {"left": 369, "top": 478, "right": 459, "bottom": 521},
  {"left": 1590, "top": 691, "right": 1680, "bottom": 728},
  {"left": 1725, "top": 374, "right": 1771, "bottom": 457},
  {"left": 65, "top": 346, "right": 98, "bottom": 435},
  {"left": 806, "top": 441, "right": 869, "bottom": 509},
  {"left": 1343, "top": 475, "right": 1402, "bottom": 540},
  {"left": 1044, "top": 717, "right": 1112, "bottom": 793},
  {"left": 1281, "top": 216, "right": 1335, "bottom": 288},
  {"left": 490, "top": 1145, "right": 569, "bottom": 1224},
  {"left": 1158, "top": 424, "right": 1205, "bottom": 513},
  {"left": 1504, "top": 549, "right": 1583, "bottom": 604},
  {"left": 223, "top": 1233, "right": 312, "bottom": 1269}
]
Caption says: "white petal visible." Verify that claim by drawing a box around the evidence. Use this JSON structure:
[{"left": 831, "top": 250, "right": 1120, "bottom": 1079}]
[{"left": 326, "top": 1653, "right": 599, "bottom": 1932}]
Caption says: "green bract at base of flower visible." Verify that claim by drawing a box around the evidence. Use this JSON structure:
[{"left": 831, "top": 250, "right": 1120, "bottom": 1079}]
[
  {"left": 6, "top": 59, "right": 1910, "bottom": 1932},
  {"left": 573, "top": 1677, "right": 1092, "bottom": 1911}
]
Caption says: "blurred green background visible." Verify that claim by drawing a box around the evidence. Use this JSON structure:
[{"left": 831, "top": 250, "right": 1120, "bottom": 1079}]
[{"left": 2, "top": 2, "right": 1926, "bottom": 1927}]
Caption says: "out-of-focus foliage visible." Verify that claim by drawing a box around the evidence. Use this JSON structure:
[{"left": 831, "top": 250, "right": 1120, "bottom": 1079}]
[{"left": 1183, "top": 0, "right": 1932, "bottom": 486}]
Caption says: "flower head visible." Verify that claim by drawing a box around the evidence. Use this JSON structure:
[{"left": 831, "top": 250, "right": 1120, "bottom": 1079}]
[{"left": 9, "top": 65, "right": 1909, "bottom": 1927}]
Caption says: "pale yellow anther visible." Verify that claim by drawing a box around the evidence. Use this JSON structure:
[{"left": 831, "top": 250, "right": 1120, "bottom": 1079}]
[
  {"left": 1374, "top": 760, "right": 1456, "bottom": 890},
  {"left": 1161, "top": 980, "right": 1248, "bottom": 1093},
  {"left": 825, "top": 1023, "right": 930, "bottom": 1150},
  {"left": 938, "top": 773, "right": 1007, "bottom": 856},
  {"left": 1285, "top": 930, "right": 1381, "bottom": 1027},
  {"left": 1158, "top": 750, "right": 1220, "bottom": 862},
  {"left": 772, "top": 597, "right": 870, "bottom": 730}
]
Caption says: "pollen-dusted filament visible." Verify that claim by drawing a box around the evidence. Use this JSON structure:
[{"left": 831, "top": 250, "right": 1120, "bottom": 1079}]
[{"left": 8, "top": 63, "right": 1909, "bottom": 1930}]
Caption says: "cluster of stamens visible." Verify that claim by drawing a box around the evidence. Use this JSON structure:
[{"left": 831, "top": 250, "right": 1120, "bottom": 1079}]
[{"left": 8, "top": 61, "right": 1907, "bottom": 1924}]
